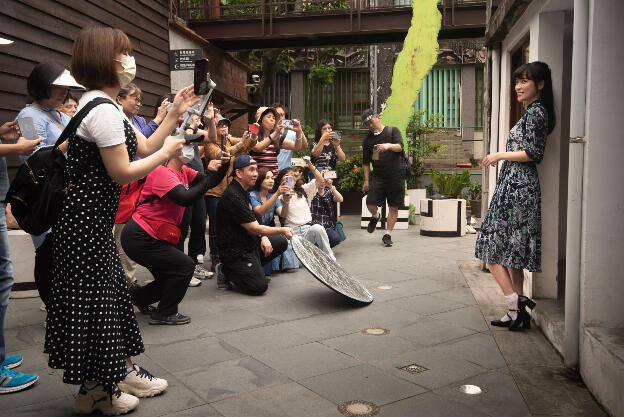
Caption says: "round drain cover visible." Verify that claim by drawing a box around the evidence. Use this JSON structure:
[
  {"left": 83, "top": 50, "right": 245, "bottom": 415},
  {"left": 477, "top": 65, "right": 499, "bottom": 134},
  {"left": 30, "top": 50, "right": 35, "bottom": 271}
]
[
  {"left": 338, "top": 400, "right": 380, "bottom": 417},
  {"left": 459, "top": 384, "right": 483, "bottom": 395},
  {"left": 362, "top": 327, "right": 388, "bottom": 336}
]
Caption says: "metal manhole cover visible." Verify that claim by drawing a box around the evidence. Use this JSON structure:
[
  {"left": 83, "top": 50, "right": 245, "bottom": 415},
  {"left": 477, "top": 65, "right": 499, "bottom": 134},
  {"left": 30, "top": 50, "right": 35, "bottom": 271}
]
[
  {"left": 362, "top": 327, "right": 389, "bottom": 336},
  {"left": 398, "top": 363, "right": 429, "bottom": 374},
  {"left": 338, "top": 400, "right": 380, "bottom": 417}
]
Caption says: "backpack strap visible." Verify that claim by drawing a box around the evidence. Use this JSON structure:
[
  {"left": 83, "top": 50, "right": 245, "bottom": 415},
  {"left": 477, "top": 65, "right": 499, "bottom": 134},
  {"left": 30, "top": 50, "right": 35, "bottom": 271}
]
[{"left": 52, "top": 97, "right": 117, "bottom": 150}]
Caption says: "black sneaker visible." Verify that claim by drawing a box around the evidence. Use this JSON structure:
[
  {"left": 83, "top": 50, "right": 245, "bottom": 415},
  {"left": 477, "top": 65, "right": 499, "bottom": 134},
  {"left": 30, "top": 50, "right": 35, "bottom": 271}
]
[
  {"left": 367, "top": 212, "right": 381, "bottom": 233},
  {"left": 382, "top": 233, "right": 393, "bottom": 247},
  {"left": 149, "top": 313, "right": 191, "bottom": 325}
]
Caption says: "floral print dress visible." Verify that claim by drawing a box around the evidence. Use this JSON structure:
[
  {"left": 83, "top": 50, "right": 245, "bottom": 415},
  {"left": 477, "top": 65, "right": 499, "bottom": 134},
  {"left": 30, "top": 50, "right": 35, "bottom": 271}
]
[{"left": 475, "top": 101, "right": 548, "bottom": 272}]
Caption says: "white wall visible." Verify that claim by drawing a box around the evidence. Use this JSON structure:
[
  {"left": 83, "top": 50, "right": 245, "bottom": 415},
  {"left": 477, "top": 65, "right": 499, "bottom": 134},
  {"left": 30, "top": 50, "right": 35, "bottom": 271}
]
[
  {"left": 580, "top": 0, "right": 624, "bottom": 328},
  {"left": 169, "top": 30, "right": 201, "bottom": 93}
]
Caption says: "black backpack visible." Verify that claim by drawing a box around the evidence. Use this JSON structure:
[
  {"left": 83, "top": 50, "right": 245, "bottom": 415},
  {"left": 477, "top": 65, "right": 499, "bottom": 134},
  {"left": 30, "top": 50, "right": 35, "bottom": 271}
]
[{"left": 6, "top": 97, "right": 117, "bottom": 235}]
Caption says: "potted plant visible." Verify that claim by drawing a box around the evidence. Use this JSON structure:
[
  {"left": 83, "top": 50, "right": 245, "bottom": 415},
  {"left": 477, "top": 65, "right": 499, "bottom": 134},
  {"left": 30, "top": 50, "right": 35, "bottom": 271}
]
[
  {"left": 429, "top": 168, "right": 471, "bottom": 199},
  {"left": 336, "top": 153, "right": 364, "bottom": 214},
  {"left": 468, "top": 182, "right": 482, "bottom": 217}
]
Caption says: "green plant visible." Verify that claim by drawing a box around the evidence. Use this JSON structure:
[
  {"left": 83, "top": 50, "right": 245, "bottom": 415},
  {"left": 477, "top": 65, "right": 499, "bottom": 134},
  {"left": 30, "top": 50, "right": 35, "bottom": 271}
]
[
  {"left": 425, "top": 183, "right": 435, "bottom": 197},
  {"left": 336, "top": 153, "right": 364, "bottom": 192},
  {"left": 468, "top": 182, "right": 482, "bottom": 200},
  {"left": 430, "top": 168, "right": 471, "bottom": 198},
  {"left": 309, "top": 64, "right": 337, "bottom": 87},
  {"left": 405, "top": 110, "right": 446, "bottom": 186}
]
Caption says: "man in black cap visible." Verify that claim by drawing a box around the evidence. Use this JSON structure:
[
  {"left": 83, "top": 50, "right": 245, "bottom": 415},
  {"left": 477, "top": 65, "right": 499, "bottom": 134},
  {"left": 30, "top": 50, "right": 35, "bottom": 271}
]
[
  {"left": 216, "top": 155, "right": 294, "bottom": 295},
  {"left": 360, "top": 109, "right": 406, "bottom": 247}
]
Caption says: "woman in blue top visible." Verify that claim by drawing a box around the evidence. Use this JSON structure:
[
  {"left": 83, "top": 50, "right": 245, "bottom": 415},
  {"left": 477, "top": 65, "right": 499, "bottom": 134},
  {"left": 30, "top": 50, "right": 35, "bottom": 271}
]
[
  {"left": 117, "top": 83, "right": 168, "bottom": 138},
  {"left": 249, "top": 167, "right": 290, "bottom": 275},
  {"left": 16, "top": 62, "right": 84, "bottom": 306}
]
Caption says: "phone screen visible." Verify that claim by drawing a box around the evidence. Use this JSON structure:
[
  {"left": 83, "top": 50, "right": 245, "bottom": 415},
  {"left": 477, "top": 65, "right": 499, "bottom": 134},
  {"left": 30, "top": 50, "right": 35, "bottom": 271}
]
[
  {"left": 193, "top": 59, "right": 210, "bottom": 96},
  {"left": 17, "top": 117, "right": 38, "bottom": 140},
  {"left": 220, "top": 133, "right": 227, "bottom": 153},
  {"left": 248, "top": 124, "right": 259, "bottom": 135},
  {"left": 284, "top": 175, "right": 293, "bottom": 190}
]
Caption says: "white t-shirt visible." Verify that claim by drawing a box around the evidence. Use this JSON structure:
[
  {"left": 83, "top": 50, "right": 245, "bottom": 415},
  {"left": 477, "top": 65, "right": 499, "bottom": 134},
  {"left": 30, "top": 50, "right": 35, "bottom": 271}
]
[
  {"left": 76, "top": 90, "right": 130, "bottom": 148},
  {"left": 281, "top": 179, "right": 317, "bottom": 227}
]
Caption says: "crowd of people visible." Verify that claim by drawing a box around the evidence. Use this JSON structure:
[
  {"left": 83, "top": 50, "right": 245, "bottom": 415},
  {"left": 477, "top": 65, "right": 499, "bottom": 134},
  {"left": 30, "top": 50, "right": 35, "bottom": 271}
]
[{"left": 0, "top": 24, "right": 548, "bottom": 417}]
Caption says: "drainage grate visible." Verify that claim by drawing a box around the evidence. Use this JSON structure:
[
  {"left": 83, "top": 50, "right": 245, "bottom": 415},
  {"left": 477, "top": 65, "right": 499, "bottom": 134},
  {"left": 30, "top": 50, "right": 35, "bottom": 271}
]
[
  {"left": 362, "top": 327, "right": 389, "bottom": 336},
  {"left": 338, "top": 400, "right": 380, "bottom": 417},
  {"left": 398, "top": 363, "right": 429, "bottom": 374}
]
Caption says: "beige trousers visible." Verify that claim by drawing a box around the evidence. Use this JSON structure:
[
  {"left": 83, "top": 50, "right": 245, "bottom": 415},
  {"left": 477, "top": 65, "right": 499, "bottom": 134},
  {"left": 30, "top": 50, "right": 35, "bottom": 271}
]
[{"left": 113, "top": 223, "right": 137, "bottom": 285}]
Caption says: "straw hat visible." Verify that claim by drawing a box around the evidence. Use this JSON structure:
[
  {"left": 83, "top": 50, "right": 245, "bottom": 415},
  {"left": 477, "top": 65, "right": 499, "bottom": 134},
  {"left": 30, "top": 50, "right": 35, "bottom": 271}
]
[{"left": 254, "top": 106, "right": 277, "bottom": 124}]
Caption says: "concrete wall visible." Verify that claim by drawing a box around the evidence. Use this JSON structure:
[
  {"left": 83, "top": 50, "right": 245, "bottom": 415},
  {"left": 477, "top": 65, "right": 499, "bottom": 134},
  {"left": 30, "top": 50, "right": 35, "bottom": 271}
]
[
  {"left": 579, "top": 0, "right": 624, "bottom": 329},
  {"left": 492, "top": 0, "right": 572, "bottom": 300}
]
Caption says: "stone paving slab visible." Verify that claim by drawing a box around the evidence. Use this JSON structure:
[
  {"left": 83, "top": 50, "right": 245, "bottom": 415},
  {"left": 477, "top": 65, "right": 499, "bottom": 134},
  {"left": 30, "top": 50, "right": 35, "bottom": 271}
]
[{"left": 3, "top": 215, "right": 606, "bottom": 416}]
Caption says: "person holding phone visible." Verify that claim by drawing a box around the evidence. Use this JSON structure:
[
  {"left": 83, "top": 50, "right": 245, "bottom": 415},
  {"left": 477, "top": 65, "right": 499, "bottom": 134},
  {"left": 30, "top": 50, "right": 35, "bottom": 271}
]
[
  {"left": 475, "top": 62, "right": 553, "bottom": 331},
  {"left": 44, "top": 26, "right": 197, "bottom": 415},
  {"left": 204, "top": 115, "right": 256, "bottom": 271},
  {"left": 0, "top": 121, "right": 42, "bottom": 394},
  {"left": 311, "top": 177, "right": 344, "bottom": 248},
  {"left": 121, "top": 143, "right": 229, "bottom": 325},
  {"left": 16, "top": 62, "right": 85, "bottom": 308},
  {"left": 272, "top": 103, "right": 308, "bottom": 171},
  {"left": 310, "top": 119, "right": 346, "bottom": 180},
  {"left": 249, "top": 168, "right": 292, "bottom": 276},
  {"left": 272, "top": 158, "right": 336, "bottom": 270},
  {"left": 361, "top": 109, "right": 405, "bottom": 247},
  {"left": 117, "top": 83, "right": 168, "bottom": 139},
  {"left": 251, "top": 106, "right": 304, "bottom": 176},
  {"left": 215, "top": 155, "right": 293, "bottom": 295}
]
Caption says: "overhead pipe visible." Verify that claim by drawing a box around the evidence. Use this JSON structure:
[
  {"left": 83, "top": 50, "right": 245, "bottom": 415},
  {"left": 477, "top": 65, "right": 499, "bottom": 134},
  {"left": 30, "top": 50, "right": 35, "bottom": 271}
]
[{"left": 564, "top": 0, "right": 589, "bottom": 369}]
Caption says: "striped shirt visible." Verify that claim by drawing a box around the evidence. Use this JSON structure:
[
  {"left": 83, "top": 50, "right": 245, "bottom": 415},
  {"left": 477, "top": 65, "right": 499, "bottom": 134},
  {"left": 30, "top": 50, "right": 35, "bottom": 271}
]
[{"left": 251, "top": 142, "right": 279, "bottom": 175}]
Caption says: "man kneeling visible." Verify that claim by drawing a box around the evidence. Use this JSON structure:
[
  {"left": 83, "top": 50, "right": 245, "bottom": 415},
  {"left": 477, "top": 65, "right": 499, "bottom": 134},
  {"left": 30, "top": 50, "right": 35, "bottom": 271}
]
[{"left": 216, "top": 155, "right": 294, "bottom": 295}]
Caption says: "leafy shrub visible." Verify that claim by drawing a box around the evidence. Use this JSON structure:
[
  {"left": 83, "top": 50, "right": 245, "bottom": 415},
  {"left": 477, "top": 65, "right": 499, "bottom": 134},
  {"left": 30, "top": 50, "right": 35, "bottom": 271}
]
[
  {"left": 430, "top": 168, "right": 471, "bottom": 198},
  {"left": 336, "top": 153, "right": 364, "bottom": 192}
]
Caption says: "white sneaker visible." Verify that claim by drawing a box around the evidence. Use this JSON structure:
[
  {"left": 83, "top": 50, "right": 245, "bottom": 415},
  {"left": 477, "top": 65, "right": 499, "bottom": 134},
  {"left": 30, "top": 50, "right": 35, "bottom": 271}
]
[
  {"left": 117, "top": 365, "right": 168, "bottom": 398},
  {"left": 73, "top": 383, "right": 139, "bottom": 415},
  {"left": 189, "top": 277, "right": 202, "bottom": 287},
  {"left": 466, "top": 225, "right": 477, "bottom": 234},
  {"left": 194, "top": 264, "right": 214, "bottom": 279},
  {"left": 197, "top": 254, "right": 204, "bottom": 264}
]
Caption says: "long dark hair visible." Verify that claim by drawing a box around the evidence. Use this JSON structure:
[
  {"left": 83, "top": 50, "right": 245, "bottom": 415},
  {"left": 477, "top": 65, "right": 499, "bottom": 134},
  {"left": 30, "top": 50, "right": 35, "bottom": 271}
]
[
  {"left": 513, "top": 61, "right": 555, "bottom": 134},
  {"left": 27, "top": 62, "right": 66, "bottom": 101},
  {"left": 274, "top": 167, "right": 307, "bottom": 200},
  {"left": 314, "top": 119, "right": 333, "bottom": 142}
]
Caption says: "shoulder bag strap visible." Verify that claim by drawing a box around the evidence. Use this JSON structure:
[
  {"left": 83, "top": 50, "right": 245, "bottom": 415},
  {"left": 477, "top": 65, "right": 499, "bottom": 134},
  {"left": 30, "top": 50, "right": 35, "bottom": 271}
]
[
  {"left": 52, "top": 97, "right": 117, "bottom": 150},
  {"left": 30, "top": 104, "right": 65, "bottom": 131}
]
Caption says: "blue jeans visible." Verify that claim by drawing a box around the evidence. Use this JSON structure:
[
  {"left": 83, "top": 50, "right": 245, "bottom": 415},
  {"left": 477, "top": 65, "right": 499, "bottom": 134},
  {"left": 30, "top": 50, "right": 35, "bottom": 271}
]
[
  {"left": 0, "top": 203, "right": 14, "bottom": 364},
  {"left": 205, "top": 196, "right": 220, "bottom": 256}
]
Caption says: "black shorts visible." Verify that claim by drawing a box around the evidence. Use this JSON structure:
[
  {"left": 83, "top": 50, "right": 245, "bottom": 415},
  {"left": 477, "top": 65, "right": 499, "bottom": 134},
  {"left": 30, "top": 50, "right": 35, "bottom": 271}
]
[{"left": 366, "top": 175, "right": 405, "bottom": 208}]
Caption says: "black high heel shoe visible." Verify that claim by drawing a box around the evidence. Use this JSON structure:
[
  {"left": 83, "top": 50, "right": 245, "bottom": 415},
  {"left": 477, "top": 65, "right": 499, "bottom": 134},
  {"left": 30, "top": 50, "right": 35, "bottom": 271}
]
[
  {"left": 509, "top": 308, "right": 531, "bottom": 331},
  {"left": 518, "top": 295, "right": 536, "bottom": 310},
  {"left": 490, "top": 313, "right": 512, "bottom": 327}
]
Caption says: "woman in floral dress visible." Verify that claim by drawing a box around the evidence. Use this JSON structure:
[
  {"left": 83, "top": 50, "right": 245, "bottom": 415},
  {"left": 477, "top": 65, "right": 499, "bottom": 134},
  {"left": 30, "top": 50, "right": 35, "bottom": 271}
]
[{"left": 475, "top": 61, "right": 555, "bottom": 331}]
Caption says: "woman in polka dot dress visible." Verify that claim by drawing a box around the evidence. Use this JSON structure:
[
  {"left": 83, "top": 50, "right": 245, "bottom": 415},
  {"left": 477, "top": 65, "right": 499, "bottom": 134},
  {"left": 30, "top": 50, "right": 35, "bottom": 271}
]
[{"left": 43, "top": 27, "right": 198, "bottom": 416}]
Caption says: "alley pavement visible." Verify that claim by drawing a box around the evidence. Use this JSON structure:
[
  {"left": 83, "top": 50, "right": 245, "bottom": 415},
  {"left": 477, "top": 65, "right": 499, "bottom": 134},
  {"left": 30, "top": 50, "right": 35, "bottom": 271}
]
[{"left": 4, "top": 216, "right": 606, "bottom": 416}]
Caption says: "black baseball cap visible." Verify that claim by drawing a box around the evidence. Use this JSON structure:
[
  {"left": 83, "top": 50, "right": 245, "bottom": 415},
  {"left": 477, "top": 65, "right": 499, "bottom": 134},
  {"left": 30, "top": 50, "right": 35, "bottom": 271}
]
[
  {"left": 230, "top": 155, "right": 257, "bottom": 176},
  {"left": 361, "top": 108, "right": 376, "bottom": 124}
]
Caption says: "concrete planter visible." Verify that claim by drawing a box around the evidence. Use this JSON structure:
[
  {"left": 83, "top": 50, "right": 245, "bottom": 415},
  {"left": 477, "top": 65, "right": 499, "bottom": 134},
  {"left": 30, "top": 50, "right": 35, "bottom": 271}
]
[
  {"left": 419, "top": 198, "right": 467, "bottom": 237},
  {"left": 361, "top": 195, "right": 410, "bottom": 230}
]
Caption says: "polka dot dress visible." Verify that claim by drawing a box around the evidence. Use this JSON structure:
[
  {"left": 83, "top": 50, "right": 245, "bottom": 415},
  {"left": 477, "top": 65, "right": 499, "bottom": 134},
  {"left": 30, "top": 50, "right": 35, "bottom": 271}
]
[{"left": 44, "top": 119, "right": 144, "bottom": 386}]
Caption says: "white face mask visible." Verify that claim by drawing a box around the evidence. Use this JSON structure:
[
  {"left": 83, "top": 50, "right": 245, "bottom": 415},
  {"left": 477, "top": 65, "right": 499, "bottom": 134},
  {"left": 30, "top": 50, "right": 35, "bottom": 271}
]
[
  {"left": 179, "top": 144, "right": 195, "bottom": 164},
  {"left": 117, "top": 55, "right": 136, "bottom": 87}
]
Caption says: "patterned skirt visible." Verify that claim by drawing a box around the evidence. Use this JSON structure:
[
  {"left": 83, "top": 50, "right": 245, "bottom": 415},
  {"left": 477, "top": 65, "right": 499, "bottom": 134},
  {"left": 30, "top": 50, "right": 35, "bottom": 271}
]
[{"left": 475, "top": 161, "right": 542, "bottom": 272}]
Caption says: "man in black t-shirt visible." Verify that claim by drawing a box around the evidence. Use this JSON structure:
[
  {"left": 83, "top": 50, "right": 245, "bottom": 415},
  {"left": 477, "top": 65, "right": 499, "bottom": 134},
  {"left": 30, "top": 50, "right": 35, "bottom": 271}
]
[
  {"left": 216, "top": 155, "right": 294, "bottom": 295},
  {"left": 361, "top": 109, "right": 406, "bottom": 247}
]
